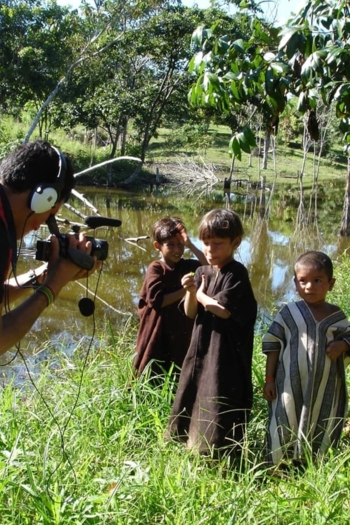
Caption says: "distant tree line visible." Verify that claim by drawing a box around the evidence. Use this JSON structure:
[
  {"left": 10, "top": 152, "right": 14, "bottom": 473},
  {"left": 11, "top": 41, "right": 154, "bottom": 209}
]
[
  {"left": 0, "top": 1, "right": 248, "bottom": 166},
  {"left": 2, "top": 0, "right": 350, "bottom": 233}
]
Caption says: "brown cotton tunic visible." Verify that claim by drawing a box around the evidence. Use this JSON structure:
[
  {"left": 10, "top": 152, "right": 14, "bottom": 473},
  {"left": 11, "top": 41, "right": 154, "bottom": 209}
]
[
  {"left": 167, "top": 260, "right": 257, "bottom": 454},
  {"left": 134, "top": 258, "right": 201, "bottom": 375}
]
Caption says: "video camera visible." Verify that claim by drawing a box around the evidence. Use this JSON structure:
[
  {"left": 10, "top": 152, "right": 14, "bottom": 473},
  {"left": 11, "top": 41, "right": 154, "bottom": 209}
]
[
  {"left": 35, "top": 236, "right": 109, "bottom": 267},
  {"left": 35, "top": 215, "right": 121, "bottom": 270}
]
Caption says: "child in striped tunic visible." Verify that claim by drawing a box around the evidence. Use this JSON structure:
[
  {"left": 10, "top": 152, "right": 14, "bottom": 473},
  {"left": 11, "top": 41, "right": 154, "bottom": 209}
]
[{"left": 263, "top": 251, "right": 350, "bottom": 467}]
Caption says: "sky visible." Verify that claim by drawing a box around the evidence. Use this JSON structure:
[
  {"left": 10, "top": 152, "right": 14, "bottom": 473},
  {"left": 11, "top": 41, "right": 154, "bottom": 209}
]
[
  {"left": 55, "top": 0, "right": 297, "bottom": 25},
  {"left": 182, "top": 0, "right": 296, "bottom": 24}
]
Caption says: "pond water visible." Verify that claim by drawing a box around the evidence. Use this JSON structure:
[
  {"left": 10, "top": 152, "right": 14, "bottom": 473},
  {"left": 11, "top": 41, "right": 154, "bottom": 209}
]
[{"left": 2, "top": 177, "right": 350, "bottom": 377}]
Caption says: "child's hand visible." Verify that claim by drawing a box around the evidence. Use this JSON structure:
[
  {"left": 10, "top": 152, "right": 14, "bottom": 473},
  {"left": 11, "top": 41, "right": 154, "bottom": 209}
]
[
  {"left": 326, "top": 340, "right": 349, "bottom": 361},
  {"left": 176, "top": 224, "right": 190, "bottom": 246},
  {"left": 181, "top": 272, "right": 196, "bottom": 292},
  {"left": 263, "top": 381, "right": 276, "bottom": 401}
]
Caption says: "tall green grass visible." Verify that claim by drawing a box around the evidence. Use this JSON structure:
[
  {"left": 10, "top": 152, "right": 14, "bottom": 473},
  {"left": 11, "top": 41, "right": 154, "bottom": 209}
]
[{"left": 1, "top": 257, "right": 350, "bottom": 523}]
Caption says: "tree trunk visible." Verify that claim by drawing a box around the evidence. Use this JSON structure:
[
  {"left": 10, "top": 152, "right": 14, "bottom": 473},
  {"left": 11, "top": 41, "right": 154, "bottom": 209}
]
[
  {"left": 107, "top": 128, "right": 118, "bottom": 186},
  {"left": 259, "top": 176, "right": 266, "bottom": 218},
  {"left": 262, "top": 131, "right": 270, "bottom": 169},
  {"left": 121, "top": 119, "right": 128, "bottom": 156},
  {"left": 340, "top": 157, "right": 350, "bottom": 236}
]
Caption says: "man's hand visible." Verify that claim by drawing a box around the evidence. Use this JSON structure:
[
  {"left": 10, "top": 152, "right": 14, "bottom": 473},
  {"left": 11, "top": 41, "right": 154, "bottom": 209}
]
[{"left": 47, "top": 233, "right": 101, "bottom": 290}]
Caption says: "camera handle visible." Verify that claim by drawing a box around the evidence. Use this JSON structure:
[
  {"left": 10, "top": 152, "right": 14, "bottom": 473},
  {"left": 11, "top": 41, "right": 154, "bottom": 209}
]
[
  {"left": 46, "top": 215, "right": 94, "bottom": 270},
  {"left": 66, "top": 248, "right": 94, "bottom": 270}
]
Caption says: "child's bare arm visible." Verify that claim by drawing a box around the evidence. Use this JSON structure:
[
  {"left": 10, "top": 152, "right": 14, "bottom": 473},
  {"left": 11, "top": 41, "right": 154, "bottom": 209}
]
[
  {"left": 184, "top": 289, "right": 198, "bottom": 319},
  {"left": 177, "top": 225, "right": 208, "bottom": 265},
  {"left": 161, "top": 288, "right": 186, "bottom": 308},
  {"left": 263, "top": 351, "right": 279, "bottom": 401},
  {"left": 196, "top": 274, "right": 230, "bottom": 319},
  {"left": 162, "top": 272, "right": 197, "bottom": 308},
  {"left": 181, "top": 273, "right": 198, "bottom": 318},
  {"left": 185, "top": 238, "right": 208, "bottom": 265},
  {"left": 144, "top": 261, "right": 185, "bottom": 309}
]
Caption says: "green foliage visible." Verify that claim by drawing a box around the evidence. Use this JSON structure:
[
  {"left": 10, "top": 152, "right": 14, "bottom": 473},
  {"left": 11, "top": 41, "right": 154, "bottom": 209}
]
[
  {"left": 3, "top": 0, "right": 349, "bottom": 179},
  {"left": 329, "top": 252, "right": 350, "bottom": 318},
  {"left": 49, "top": 3, "right": 217, "bottom": 163},
  {"left": 2, "top": 289, "right": 350, "bottom": 523},
  {"left": 0, "top": 116, "right": 25, "bottom": 158},
  {"left": 161, "top": 122, "right": 214, "bottom": 155},
  {"left": 0, "top": 1, "right": 79, "bottom": 112},
  {"left": 187, "top": 9, "right": 287, "bottom": 156},
  {"left": 187, "top": 0, "right": 350, "bottom": 160},
  {"left": 229, "top": 125, "right": 256, "bottom": 160}
]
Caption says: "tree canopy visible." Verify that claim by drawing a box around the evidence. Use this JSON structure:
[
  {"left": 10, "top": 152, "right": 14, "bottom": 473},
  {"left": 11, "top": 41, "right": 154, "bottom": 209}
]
[{"left": 2, "top": 0, "right": 350, "bottom": 185}]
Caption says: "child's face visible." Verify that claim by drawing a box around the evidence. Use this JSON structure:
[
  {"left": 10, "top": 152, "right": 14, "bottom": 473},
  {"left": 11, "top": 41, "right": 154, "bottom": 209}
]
[
  {"left": 154, "top": 234, "right": 185, "bottom": 267},
  {"left": 202, "top": 236, "right": 241, "bottom": 269},
  {"left": 294, "top": 265, "right": 335, "bottom": 305}
]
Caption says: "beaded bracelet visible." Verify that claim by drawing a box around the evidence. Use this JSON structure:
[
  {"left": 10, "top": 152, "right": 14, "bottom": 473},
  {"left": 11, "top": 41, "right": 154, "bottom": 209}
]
[
  {"left": 265, "top": 376, "right": 275, "bottom": 383},
  {"left": 36, "top": 285, "right": 55, "bottom": 307}
]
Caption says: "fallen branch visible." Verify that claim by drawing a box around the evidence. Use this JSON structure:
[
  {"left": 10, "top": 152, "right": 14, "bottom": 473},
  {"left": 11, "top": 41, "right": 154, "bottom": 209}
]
[
  {"left": 123, "top": 236, "right": 150, "bottom": 252},
  {"left": 74, "top": 281, "right": 132, "bottom": 317},
  {"left": 74, "top": 156, "right": 142, "bottom": 178}
]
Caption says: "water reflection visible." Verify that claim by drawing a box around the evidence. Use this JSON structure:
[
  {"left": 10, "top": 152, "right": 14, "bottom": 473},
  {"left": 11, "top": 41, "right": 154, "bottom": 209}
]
[{"left": 6, "top": 182, "right": 350, "bottom": 363}]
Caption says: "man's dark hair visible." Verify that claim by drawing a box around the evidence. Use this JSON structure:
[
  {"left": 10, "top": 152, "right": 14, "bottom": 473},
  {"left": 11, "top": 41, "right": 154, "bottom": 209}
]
[
  {"left": 152, "top": 217, "right": 184, "bottom": 244},
  {"left": 198, "top": 208, "right": 244, "bottom": 240},
  {"left": 0, "top": 140, "right": 75, "bottom": 203},
  {"left": 294, "top": 251, "right": 333, "bottom": 280}
]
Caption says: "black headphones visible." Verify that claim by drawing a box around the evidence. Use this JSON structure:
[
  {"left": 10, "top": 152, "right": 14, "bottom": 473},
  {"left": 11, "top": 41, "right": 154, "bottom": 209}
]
[{"left": 29, "top": 146, "right": 67, "bottom": 214}]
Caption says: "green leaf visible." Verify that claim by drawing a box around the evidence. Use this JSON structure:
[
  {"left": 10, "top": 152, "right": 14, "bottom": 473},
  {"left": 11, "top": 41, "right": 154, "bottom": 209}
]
[
  {"left": 242, "top": 125, "right": 257, "bottom": 148},
  {"left": 229, "top": 126, "right": 256, "bottom": 161},
  {"left": 339, "top": 118, "right": 350, "bottom": 134},
  {"left": 203, "top": 72, "right": 221, "bottom": 92},
  {"left": 229, "top": 81, "right": 244, "bottom": 102},
  {"left": 191, "top": 26, "right": 211, "bottom": 47},
  {"left": 188, "top": 52, "right": 204, "bottom": 74},
  {"left": 270, "top": 62, "right": 289, "bottom": 74},
  {"left": 297, "top": 91, "right": 308, "bottom": 112},
  {"left": 229, "top": 135, "right": 242, "bottom": 161},
  {"left": 279, "top": 25, "right": 305, "bottom": 50},
  {"left": 264, "top": 52, "right": 276, "bottom": 62},
  {"left": 231, "top": 39, "right": 245, "bottom": 53},
  {"left": 222, "top": 72, "right": 239, "bottom": 81},
  {"left": 334, "top": 83, "right": 350, "bottom": 101},
  {"left": 301, "top": 50, "right": 327, "bottom": 78}
]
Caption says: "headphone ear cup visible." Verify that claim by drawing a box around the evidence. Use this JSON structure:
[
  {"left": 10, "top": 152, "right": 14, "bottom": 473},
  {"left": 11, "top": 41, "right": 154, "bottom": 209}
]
[
  {"left": 28, "top": 146, "right": 67, "bottom": 214},
  {"left": 29, "top": 185, "right": 59, "bottom": 214}
]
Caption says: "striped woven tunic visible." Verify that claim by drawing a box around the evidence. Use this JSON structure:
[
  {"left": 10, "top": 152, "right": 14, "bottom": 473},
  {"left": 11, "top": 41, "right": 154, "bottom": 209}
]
[{"left": 262, "top": 300, "right": 350, "bottom": 465}]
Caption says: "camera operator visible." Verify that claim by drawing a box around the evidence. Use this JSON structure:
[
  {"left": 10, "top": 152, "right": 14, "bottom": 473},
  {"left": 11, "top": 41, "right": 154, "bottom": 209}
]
[{"left": 0, "top": 139, "right": 100, "bottom": 355}]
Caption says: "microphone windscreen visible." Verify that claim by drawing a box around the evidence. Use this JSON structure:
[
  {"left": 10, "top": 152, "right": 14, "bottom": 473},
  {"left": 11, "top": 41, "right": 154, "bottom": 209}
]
[
  {"left": 84, "top": 216, "right": 122, "bottom": 229},
  {"left": 79, "top": 297, "right": 95, "bottom": 317}
]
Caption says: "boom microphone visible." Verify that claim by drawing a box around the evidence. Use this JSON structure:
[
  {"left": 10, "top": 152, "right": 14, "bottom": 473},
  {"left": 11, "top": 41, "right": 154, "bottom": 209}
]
[{"left": 84, "top": 216, "right": 122, "bottom": 229}]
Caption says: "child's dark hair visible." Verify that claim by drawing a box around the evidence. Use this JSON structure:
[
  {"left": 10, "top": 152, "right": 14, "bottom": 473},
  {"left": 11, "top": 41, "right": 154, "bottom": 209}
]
[
  {"left": 152, "top": 217, "right": 184, "bottom": 243},
  {"left": 198, "top": 208, "right": 243, "bottom": 240},
  {"left": 294, "top": 251, "right": 333, "bottom": 280}
]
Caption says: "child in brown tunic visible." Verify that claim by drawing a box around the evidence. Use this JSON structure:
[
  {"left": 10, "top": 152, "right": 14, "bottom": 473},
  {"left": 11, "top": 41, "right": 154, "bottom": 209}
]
[
  {"left": 167, "top": 208, "right": 257, "bottom": 457},
  {"left": 134, "top": 217, "right": 207, "bottom": 378}
]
